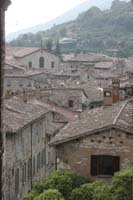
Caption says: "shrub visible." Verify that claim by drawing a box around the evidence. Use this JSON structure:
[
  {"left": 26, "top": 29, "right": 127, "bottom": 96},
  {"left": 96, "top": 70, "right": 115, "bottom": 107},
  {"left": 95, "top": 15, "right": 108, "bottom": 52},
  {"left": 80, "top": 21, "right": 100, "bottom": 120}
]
[
  {"left": 34, "top": 189, "right": 64, "bottom": 200},
  {"left": 111, "top": 168, "right": 132, "bottom": 200}
]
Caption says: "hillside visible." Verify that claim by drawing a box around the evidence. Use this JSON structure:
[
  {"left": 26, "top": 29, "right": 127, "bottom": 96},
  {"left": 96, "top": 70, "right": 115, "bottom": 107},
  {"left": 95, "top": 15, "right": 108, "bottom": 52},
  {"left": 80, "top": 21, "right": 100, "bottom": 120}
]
[
  {"left": 8, "top": 0, "right": 133, "bottom": 57},
  {"left": 6, "top": 0, "right": 114, "bottom": 42}
]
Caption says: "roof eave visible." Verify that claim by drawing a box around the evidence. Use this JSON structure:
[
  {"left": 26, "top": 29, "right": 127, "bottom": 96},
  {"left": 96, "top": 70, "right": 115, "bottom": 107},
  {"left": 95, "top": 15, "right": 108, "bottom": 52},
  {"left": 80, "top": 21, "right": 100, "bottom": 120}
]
[{"left": 49, "top": 124, "right": 133, "bottom": 147}]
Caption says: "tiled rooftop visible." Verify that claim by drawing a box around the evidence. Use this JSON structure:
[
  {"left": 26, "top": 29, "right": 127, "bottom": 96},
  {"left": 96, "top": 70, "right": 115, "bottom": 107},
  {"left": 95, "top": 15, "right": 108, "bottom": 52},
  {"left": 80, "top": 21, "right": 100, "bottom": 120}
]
[
  {"left": 50, "top": 99, "right": 133, "bottom": 145},
  {"left": 4, "top": 97, "right": 79, "bottom": 133}
]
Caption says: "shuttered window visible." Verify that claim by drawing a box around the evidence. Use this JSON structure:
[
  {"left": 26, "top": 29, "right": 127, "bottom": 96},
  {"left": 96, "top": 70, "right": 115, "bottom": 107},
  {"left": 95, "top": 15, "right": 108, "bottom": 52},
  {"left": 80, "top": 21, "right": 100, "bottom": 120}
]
[{"left": 91, "top": 155, "right": 120, "bottom": 176}]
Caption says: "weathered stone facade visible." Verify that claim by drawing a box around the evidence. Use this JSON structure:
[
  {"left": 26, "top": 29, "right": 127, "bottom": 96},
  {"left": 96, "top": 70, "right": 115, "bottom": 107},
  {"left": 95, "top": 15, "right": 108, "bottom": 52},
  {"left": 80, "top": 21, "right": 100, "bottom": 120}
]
[
  {"left": 4, "top": 97, "right": 78, "bottom": 200},
  {"left": 5, "top": 115, "right": 52, "bottom": 200},
  {"left": 50, "top": 99, "right": 133, "bottom": 181},
  {"left": 0, "top": 1, "right": 11, "bottom": 200},
  {"left": 6, "top": 47, "right": 60, "bottom": 70},
  {"left": 55, "top": 128, "right": 133, "bottom": 181},
  {"left": 49, "top": 88, "right": 87, "bottom": 111}
]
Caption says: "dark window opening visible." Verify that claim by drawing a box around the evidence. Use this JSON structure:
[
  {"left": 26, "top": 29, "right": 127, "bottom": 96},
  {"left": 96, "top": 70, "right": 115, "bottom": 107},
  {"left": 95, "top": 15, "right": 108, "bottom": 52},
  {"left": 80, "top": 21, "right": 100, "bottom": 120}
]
[
  {"left": 27, "top": 159, "right": 31, "bottom": 180},
  {"left": 39, "top": 57, "right": 44, "bottom": 68},
  {"left": 33, "top": 156, "right": 35, "bottom": 176},
  {"left": 29, "top": 61, "right": 32, "bottom": 68},
  {"left": 51, "top": 61, "right": 55, "bottom": 68},
  {"left": 37, "top": 152, "right": 41, "bottom": 171},
  {"left": 68, "top": 100, "right": 74, "bottom": 108},
  {"left": 15, "top": 168, "right": 19, "bottom": 193},
  {"left": 91, "top": 155, "right": 120, "bottom": 176},
  {"left": 22, "top": 165, "right": 25, "bottom": 185},
  {"left": 24, "top": 163, "right": 26, "bottom": 182},
  {"left": 41, "top": 149, "right": 46, "bottom": 167}
]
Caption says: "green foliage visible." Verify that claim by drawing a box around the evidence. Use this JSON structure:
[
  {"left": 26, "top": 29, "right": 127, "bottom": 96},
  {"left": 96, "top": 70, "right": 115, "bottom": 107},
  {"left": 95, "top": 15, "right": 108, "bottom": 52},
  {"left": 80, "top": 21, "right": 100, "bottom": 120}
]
[
  {"left": 90, "top": 181, "right": 111, "bottom": 200},
  {"left": 69, "top": 183, "right": 93, "bottom": 200},
  {"left": 24, "top": 182, "right": 45, "bottom": 200},
  {"left": 24, "top": 190, "right": 38, "bottom": 200},
  {"left": 24, "top": 168, "right": 133, "bottom": 200},
  {"left": 70, "top": 181, "right": 111, "bottom": 200},
  {"left": 111, "top": 168, "right": 132, "bottom": 200},
  {"left": 59, "top": 170, "right": 89, "bottom": 189},
  {"left": 44, "top": 170, "right": 73, "bottom": 199},
  {"left": 8, "top": 0, "right": 133, "bottom": 57},
  {"left": 55, "top": 40, "right": 61, "bottom": 55},
  {"left": 34, "top": 189, "right": 64, "bottom": 200},
  {"left": 45, "top": 39, "right": 53, "bottom": 51}
]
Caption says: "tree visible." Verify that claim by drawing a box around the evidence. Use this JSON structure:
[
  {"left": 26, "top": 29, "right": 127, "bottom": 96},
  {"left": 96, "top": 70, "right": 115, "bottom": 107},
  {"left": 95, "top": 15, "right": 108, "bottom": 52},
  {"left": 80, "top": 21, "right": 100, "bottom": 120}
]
[
  {"left": 34, "top": 189, "right": 64, "bottom": 200},
  {"left": 46, "top": 39, "right": 53, "bottom": 51},
  {"left": 44, "top": 171, "right": 73, "bottom": 199},
  {"left": 55, "top": 40, "right": 61, "bottom": 55},
  {"left": 69, "top": 183, "right": 93, "bottom": 200},
  {"left": 59, "top": 27, "right": 67, "bottom": 37}
]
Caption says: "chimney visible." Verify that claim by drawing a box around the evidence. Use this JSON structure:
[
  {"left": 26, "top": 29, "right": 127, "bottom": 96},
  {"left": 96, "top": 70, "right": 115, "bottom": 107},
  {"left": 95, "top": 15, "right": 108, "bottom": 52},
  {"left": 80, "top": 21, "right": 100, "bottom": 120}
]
[
  {"left": 103, "top": 87, "right": 113, "bottom": 106},
  {"left": 112, "top": 78, "right": 120, "bottom": 103}
]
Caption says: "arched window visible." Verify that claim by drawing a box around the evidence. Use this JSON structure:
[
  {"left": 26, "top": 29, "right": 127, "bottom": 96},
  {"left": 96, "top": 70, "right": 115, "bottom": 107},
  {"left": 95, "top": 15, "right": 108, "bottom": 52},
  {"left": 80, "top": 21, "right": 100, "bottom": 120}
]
[{"left": 39, "top": 57, "right": 44, "bottom": 68}]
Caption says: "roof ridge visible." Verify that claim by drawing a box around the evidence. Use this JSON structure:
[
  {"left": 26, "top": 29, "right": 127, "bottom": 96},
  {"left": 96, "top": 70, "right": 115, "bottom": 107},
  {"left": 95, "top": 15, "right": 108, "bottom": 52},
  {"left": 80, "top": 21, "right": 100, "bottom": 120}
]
[{"left": 113, "top": 100, "right": 129, "bottom": 125}]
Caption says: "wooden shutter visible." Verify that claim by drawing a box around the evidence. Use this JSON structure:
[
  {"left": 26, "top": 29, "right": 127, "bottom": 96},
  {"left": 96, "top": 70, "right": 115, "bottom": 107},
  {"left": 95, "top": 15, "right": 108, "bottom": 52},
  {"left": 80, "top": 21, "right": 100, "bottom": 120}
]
[
  {"left": 91, "top": 155, "right": 98, "bottom": 176},
  {"left": 113, "top": 156, "right": 120, "bottom": 174}
]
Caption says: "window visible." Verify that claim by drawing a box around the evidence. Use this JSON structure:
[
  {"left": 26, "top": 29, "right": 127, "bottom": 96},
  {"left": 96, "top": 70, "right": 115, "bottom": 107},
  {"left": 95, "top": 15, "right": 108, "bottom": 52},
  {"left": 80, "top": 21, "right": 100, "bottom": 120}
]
[
  {"left": 41, "top": 149, "right": 46, "bottom": 167},
  {"left": 27, "top": 82, "right": 32, "bottom": 87},
  {"left": 91, "top": 155, "right": 120, "bottom": 176},
  {"left": 39, "top": 57, "right": 44, "bottom": 68},
  {"left": 7, "top": 79, "right": 11, "bottom": 87},
  {"left": 51, "top": 61, "right": 55, "bottom": 68},
  {"left": 29, "top": 61, "right": 32, "bottom": 68},
  {"left": 27, "top": 159, "right": 31, "bottom": 180},
  {"left": 15, "top": 168, "right": 19, "bottom": 193},
  {"left": 24, "top": 163, "right": 27, "bottom": 182},
  {"left": 32, "top": 156, "right": 36, "bottom": 176},
  {"left": 37, "top": 152, "right": 41, "bottom": 171},
  {"left": 19, "top": 81, "right": 23, "bottom": 87},
  {"left": 22, "top": 165, "right": 25, "bottom": 185},
  {"left": 68, "top": 100, "right": 74, "bottom": 108}
]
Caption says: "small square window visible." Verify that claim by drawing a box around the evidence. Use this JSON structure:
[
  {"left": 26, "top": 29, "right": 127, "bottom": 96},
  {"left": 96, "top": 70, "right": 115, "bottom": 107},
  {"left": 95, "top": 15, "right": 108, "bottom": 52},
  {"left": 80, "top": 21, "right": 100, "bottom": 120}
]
[
  {"left": 51, "top": 61, "right": 55, "bottom": 68},
  {"left": 68, "top": 100, "right": 74, "bottom": 108}
]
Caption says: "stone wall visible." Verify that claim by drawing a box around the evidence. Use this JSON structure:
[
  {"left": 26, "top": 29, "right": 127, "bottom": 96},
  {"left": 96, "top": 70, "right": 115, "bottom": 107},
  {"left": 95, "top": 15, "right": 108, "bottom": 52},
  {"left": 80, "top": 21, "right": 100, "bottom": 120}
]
[
  {"left": 0, "top": 1, "right": 11, "bottom": 200},
  {"left": 4, "top": 112, "right": 54, "bottom": 200},
  {"left": 49, "top": 89, "right": 86, "bottom": 111},
  {"left": 56, "top": 128, "right": 133, "bottom": 181}
]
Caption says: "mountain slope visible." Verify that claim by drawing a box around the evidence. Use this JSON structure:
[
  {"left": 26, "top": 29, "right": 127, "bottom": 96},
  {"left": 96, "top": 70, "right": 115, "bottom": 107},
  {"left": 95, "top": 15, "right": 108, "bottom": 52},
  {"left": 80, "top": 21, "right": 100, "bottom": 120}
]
[
  {"left": 6, "top": 0, "right": 115, "bottom": 41},
  {"left": 8, "top": 0, "right": 133, "bottom": 57}
]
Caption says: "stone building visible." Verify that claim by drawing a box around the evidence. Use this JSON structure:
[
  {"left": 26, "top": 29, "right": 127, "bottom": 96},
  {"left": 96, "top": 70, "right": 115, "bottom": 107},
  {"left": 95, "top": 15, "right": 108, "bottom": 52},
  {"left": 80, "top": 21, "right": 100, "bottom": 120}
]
[
  {"left": 5, "top": 63, "right": 26, "bottom": 75},
  {"left": 50, "top": 98, "right": 133, "bottom": 181},
  {"left": 6, "top": 47, "right": 61, "bottom": 71},
  {"left": 0, "top": 1, "right": 11, "bottom": 200},
  {"left": 48, "top": 88, "right": 88, "bottom": 111},
  {"left": 4, "top": 97, "right": 78, "bottom": 200}
]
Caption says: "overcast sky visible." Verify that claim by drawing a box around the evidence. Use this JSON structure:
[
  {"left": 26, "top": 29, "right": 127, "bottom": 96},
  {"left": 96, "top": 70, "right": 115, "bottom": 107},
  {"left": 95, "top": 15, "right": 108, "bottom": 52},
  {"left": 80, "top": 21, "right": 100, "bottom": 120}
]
[{"left": 6, "top": 0, "right": 86, "bottom": 34}]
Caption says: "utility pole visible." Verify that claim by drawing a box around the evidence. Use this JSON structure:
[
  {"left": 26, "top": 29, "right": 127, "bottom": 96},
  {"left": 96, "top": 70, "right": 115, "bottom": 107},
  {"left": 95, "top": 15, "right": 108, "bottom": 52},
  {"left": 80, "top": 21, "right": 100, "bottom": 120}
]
[{"left": 0, "top": 1, "right": 11, "bottom": 200}]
